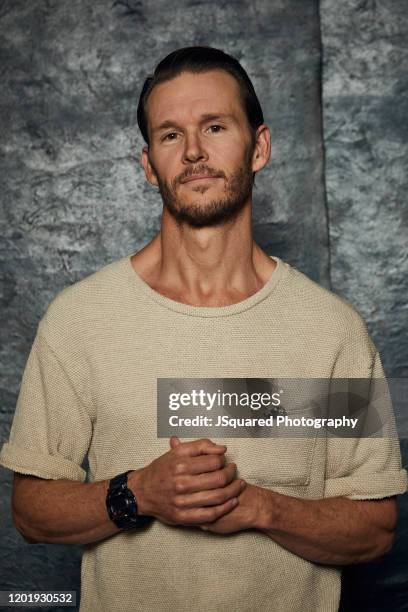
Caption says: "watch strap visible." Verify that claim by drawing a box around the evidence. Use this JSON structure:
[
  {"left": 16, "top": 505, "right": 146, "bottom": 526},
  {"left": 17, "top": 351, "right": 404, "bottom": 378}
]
[{"left": 106, "top": 469, "right": 153, "bottom": 530}]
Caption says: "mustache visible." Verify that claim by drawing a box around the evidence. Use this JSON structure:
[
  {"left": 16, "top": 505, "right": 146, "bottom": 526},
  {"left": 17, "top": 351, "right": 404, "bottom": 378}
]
[{"left": 176, "top": 164, "right": 226, "bottom": 184}]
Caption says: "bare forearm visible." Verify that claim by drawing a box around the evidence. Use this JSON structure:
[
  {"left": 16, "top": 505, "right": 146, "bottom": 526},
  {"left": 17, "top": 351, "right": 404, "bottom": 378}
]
[
  {"left": 256, "top": 488, "right": 397, "bottom": 565},
  {"left": 11, "top": 438, "right": 242, "bottom": 546},
  {"left": 12, "top": 473, "right": 129, "bottom": 546}
]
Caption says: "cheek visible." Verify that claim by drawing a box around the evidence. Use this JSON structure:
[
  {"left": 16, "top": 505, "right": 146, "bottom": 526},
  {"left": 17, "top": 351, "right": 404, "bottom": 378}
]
[
  {"left": 211, "top": 140, "right": 248, "bottom": 168},
  {"left": 150, "top": 153, "right": 179, "bottom": 184}
]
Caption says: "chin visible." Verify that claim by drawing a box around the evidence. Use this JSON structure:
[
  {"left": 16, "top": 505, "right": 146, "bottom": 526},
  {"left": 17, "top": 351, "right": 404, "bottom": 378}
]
[{"left": 184, "top": 186, "right": 221, "bottom": 198}]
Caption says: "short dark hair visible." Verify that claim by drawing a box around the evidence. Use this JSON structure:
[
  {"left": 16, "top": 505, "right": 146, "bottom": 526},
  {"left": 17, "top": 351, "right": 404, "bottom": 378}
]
[{"left": 137, "top": 46, "right": 264, "bottom": 145}]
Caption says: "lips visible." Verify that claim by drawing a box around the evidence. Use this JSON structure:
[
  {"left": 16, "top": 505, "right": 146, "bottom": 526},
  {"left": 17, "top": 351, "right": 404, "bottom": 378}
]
[{"left": 181, "top": 175, "right": 220, "bottom": 183}]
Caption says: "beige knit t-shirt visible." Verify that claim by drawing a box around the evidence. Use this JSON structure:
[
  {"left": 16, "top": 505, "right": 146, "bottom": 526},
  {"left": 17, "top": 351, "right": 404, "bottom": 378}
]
[{"left": 1, "top": 252, "right": 407, "bottom": 612}]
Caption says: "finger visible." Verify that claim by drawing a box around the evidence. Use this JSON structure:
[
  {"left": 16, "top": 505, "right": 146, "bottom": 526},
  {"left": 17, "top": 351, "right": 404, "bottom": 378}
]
[
  {"left": 175, "top": 478, "right": 246, "bottom": 509},
  {"left": 176, "top": 462, "right": 237, "bottom": 493},
  {"left": 176, "top": 438, "right": 227, "bottom": 457},
  {"left": 181, "top": 453, "right": 226, "bottom": 475},
  {"left": 169, "top": 436, "right": 181, "bottom": 449},
  {"left": 180, "top": 497, "right": 238, "bottom": 525}
]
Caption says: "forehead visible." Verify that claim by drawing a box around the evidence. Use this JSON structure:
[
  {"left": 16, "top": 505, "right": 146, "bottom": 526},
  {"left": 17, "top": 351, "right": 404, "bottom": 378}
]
[{"left": 146, "top": 70, "right": 246, "bottom": 128}]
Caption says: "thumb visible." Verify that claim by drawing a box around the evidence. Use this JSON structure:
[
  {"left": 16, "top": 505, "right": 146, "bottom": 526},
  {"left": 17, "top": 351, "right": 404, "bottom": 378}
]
[{"left": 169, "top": 435, "right": 181, "bottom": 449}]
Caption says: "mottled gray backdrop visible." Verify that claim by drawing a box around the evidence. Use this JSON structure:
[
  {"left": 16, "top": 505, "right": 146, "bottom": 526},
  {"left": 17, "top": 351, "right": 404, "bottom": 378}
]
[{"left": 0, "top": 0, "right": 406, "bottom": 610}]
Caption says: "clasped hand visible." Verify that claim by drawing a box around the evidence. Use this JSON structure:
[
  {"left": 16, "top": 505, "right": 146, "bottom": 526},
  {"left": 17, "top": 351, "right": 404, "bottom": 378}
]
[{"left": 133, "top": 435, "right": 259, "bottom": 533}]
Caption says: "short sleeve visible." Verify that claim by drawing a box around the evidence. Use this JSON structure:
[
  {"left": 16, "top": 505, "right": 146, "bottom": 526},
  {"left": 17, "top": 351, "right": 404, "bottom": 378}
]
[
  {"left": 0, "top": 321, "right": 93, "bottom": 482},
  {"left": 324, "top": 327, "right": 408, "bottom": 500}
]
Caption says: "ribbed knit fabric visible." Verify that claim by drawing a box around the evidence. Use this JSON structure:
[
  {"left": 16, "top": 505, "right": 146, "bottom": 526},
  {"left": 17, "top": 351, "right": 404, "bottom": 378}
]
[{"left": 1, "top": 252, "right": 406, "bottom": 612}]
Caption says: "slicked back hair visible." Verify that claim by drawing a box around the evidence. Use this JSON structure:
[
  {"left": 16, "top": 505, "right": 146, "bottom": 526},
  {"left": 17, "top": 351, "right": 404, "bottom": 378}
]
[{"left": 137, "top": 46, "right": 264, "bottom": 145}]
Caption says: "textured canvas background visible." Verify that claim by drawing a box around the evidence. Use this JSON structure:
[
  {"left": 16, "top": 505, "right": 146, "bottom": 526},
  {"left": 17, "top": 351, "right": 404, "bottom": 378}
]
[
  {"left": 0, "top": 0, "right": 406, "bottom": 610},
  {"left": 321, "top": 1, "right": 408, "bottom": 609}
]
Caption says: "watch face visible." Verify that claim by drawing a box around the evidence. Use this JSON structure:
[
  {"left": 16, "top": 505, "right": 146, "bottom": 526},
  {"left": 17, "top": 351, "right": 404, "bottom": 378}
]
[
  {"left": 107, "top": 486, "right": 153, "bottom": 529},
  {"left": 111, "top": 494, "right": 130, "bottom": 517}
]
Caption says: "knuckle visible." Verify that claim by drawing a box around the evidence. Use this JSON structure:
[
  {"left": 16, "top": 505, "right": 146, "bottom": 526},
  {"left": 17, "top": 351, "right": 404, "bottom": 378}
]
[
  {"left": 174, "top": 479, "right": 186, "bottom": 493},
  {"left": 174, "top": 461, "right": 187, "bottom": 475},
  {"left": 173, "top": 496, "right": 186, "bottom": 509},
  {"left": 170, "top": 509, "right": 179, "bottom": 523},
  {"left": 208, "top": 507, "right": 219, "bottom": 521},
  {"left": 175, "top": 509, "right": 187, "bottom": 523},
  {"left": 212, "top": 491, "right": 224, "bottom": 504},
  {"left": 220, "top": 472, "right": 229, "bottom": 486},
  {"left": 213, "top": 456, "right": 224, "bottom": 469}
]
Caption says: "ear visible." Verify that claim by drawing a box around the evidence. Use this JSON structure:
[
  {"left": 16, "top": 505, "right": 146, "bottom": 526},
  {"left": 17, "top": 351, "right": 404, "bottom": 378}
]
[
  {"left": 251, "top": 125, "right": 271, "bottom": 173},
  {"left": 141, "top": 145, "right": 159, "bottom": 187}
]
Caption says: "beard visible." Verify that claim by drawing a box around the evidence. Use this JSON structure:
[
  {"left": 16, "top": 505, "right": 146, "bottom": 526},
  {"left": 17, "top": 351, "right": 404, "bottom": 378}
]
[{"left": 153, "top": 145, "right": 255, "bottom": 229}]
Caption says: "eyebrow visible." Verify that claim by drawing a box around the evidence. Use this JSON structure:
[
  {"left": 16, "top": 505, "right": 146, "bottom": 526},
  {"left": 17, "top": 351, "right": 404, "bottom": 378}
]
[{"left": 152, "top": 113, "right": 235, "bottom": 135}]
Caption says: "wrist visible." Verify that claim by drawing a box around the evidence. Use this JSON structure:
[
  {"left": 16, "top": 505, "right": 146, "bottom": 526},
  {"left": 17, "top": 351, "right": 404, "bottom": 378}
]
[
  {"left": 127, "top": 468, "right": 151, "bottom": 517},
  {"left": 253, "top": 486, "right": 281, "bottom": 532},
  {"left": 106, "top": 469, "right": 154, "bottom": 530}
]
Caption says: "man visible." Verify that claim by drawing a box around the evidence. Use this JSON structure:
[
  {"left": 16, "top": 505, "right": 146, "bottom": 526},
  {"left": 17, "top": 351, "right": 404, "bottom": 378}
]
[{"left": 1, "top": 46, "right": 406, "bottom": 612}]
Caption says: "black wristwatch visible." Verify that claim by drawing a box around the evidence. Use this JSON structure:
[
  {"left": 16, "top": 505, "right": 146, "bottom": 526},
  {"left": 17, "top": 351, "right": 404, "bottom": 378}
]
[{"left": 106, "top": 470, "right": 154, "bottom": 530}]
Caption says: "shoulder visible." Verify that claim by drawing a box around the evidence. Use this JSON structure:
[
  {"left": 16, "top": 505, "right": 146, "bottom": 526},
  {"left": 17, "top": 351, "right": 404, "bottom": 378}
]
[
  {"left": 38, "top": 254, "right": 129, "bottom": 348},
  {"left": 281, "top": 262, "right": 374, "bottom": 348}
]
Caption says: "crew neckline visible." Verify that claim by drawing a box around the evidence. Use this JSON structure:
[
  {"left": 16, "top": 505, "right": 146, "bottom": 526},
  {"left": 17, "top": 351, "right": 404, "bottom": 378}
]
[{"left": 121, "top": 252, "right": 287, "bottom": 318}]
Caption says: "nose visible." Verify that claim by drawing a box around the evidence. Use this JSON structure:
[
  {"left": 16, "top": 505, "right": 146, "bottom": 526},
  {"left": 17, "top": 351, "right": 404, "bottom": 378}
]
[{"left": 182, "top": 130, "right": 208, "bottom": 164}]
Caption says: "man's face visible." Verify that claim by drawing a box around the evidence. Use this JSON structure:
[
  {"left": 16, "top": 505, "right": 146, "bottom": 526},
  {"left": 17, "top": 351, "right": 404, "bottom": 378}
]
[{"left": 141, "top": 70, "right": 258, "bottom": 228}]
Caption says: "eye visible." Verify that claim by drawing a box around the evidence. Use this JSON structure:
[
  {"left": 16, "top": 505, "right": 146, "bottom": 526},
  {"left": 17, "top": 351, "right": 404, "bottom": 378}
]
[
  {"left": 163, "top": 132, "right": 179, "bottom": 141},
  {"left": 208, "top": 124, "right": 224, "bottom": 133}
]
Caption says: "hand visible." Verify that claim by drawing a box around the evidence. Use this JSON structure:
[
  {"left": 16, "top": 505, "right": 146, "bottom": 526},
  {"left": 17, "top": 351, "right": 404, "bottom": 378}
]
[
  {"left": 128, "top": 436, "right": 246, "bottom": 527},
  {"left": 199, "top": 483, "right": 265, "bottom": 535}
]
